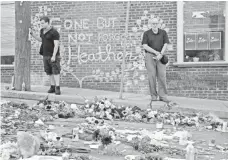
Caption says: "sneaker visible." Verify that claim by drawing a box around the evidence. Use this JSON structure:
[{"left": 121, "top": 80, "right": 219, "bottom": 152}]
[
  {"left": 55, "top": 86, "right": 61, "bottom": 95},
  {"left": 159, "top": 97, "right": 170, "bottom": 103},
  {"left": 48, "top": 85, "right": 55, "bottom": 93}
]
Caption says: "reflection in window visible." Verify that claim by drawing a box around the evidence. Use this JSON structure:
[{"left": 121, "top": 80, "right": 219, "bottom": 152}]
[
  {"left": 1, "top": 2, "right": 15, "bottom": 65},
  {"left": 183, "top": 1, "right": 225, "bottom": 62},
  {"left": 1, "top": 56, "right": 14, "bottom": 65}
]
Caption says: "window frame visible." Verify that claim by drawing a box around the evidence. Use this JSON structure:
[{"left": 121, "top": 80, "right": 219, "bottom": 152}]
[
  {"left": 1, "top": 2, "right": 15, "bottom": 68},
  {"left": 174, "top": 1, "right": 228, "bottom": 67}
]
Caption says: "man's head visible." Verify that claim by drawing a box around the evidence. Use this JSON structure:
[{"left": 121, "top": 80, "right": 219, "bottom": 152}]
[
  {"left": 149, "top": 18, "right": 159, "bottom": 31},
  {"left": 40, "top": 16, "right": 50, "bottom": 29}
]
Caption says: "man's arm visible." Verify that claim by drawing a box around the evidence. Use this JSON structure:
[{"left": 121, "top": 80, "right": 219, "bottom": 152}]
[
  {"left": 161, "top": 30, "right": 170, "bottom": 56},
  {"left": 160, "top": 43, "right": 168, "bottom": 56},
  {"left": 52, "top": 40, "right": 59, "bottom": 57},
  {"left": 30, "top": 32, "right": 42, "bottom": 42},
  {"left": 143, "top": 44, "right": 160, "bottom": 56},
  {"left": 51, "top": 30, "right": 60, "bottom": 61}
]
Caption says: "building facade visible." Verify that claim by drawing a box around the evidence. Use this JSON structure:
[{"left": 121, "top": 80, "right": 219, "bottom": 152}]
[{"left": 1, "top": 1, "right": 228, "bottom": 100}]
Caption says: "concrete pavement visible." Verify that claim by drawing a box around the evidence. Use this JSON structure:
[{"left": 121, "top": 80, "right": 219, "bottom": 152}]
[{"left": 1, "top": 83, "right": 228, "bottom": 118}]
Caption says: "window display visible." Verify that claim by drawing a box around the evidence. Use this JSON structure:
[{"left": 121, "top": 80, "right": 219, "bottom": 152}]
[{"left": 183, "top": 1, "right": 226, "bottom": 62}]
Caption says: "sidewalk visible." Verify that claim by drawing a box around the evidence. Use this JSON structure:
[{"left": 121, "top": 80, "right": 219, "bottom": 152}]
[{"left": 1, "top": 83, "right": 228, "bottom": 118}]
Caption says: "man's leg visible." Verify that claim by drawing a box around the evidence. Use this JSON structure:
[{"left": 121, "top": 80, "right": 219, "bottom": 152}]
[
  {"left": 50, "top": 75, "right": 55, "bottom": 85},
  {"left": 54, "top": 74, "right": 60, "bottom": 95},
  {"left": 145, "top": 53, "right": 157, "bottom": 101},
  {"left": 157, "top": 60, "right": 169, "bottom": 102},
  {"left": 54, "top": 74, "right": 60, "bottom": 86},
  {"left": 43, "top": 56, "right": 55, "bottom": 93},
  {"left": 51, "top": 57, "right": 61, "bottom": 95},
  {"left": 48, "top": 75, "right": 56, "bottom": 93}
]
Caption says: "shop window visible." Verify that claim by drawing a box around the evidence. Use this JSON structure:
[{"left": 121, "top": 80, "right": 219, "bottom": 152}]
[
  {"left": 1, "top": 2, "right": 15, "bottom": 65},
  {"left": 184, "top": 1, "right": 226, "bottom": 62},
  {"left": 175, "top": 1, "right": 228, "bottom": 66}
]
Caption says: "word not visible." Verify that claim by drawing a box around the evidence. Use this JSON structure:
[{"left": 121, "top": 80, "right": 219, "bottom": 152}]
[
  {"left": 68, "top": 33, "right": 94, "bottom": 43},
  {"left": 68, "top": 44, "right": 138, "bottom": 64}
]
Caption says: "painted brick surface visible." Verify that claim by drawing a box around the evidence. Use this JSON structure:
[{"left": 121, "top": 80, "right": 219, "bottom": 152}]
[
  {"left": 2, "top": 1, "right": 227, "bottom": 101},
  {"left": 29, "top": 1, "right": 228, "bottom": 100},
  {"left": 30, "top": 1, "right": 178, "bottom": 94}
]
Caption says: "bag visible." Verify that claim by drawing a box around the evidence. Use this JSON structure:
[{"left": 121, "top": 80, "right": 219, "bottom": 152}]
[{"left": 160, "top": 55, "right": 168, "bottom": 65}]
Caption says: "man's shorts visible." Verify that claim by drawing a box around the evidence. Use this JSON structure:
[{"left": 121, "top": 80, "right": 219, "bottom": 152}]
[{"left": 43, "top": 56, "right": 61, "bottom": 75}]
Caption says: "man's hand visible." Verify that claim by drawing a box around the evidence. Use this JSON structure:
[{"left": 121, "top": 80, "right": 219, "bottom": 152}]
[
  {"left": 29, "top": 29, "right": 42, "bottom": 42},
  {"left": 155, "top": 51, "right": 160, "bottom": 56},
  {"left": 30, "top": 29, "right": 34, "bottom": 36},
  {"left": 51, "top": 56, "right": 56, "bottom": 62},
  {"left": 153, "top": 53, "right": 163, "bottom": 61}
]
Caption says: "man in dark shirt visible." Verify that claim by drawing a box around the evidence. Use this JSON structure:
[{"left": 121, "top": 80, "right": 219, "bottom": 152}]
[
  {"left": 142, "top": 18, "right": 171, "bottom": 107},
  {"left": 30, "top": 16, "right": 61, "bottom": 95}
]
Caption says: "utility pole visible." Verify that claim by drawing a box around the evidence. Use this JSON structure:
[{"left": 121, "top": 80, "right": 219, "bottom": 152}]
[
  {"left": 119, "top": 1, "right": 130, "bottom": 99},
  {"left": 14, "top": 1, "right": 31, "bottom": 91}
]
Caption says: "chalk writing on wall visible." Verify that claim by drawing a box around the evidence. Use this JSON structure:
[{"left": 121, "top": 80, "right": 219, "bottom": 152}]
[{"left": 31, "top": 7, "right": 171, "bottom": 91}]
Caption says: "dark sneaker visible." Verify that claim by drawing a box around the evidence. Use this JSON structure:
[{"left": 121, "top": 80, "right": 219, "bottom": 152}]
[
  {"left": 159, "top": 97, "right": 170, "bottom": 103},
  {"left": 48, "top": 85, "right": 55, "bottom": 93},
  {"left": 55, "top": 86, "right": 61, "bottom": 95}
]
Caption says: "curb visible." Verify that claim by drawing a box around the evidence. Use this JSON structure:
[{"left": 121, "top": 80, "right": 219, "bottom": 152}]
[
  {"left": 48, "top": 94, "right": 85, "bottom": 105},
  {"left": 109, "top": 98, "right": 228, "bottom": 119},
  {"left": 1, "top": 90, "right": 48, "bottom": 101},
  {"left": 1, "top": 90, "right": 86, "bottom": 105},
  {"left": 1, "top": 90, "right": 228, "bottom": 119}
]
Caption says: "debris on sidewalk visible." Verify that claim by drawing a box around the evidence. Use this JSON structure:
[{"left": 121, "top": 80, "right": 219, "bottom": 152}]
[
  {"left": 1, "top": 99, "right": 228, "bottom": 160},
  {"left": 17, "top": 131, "right": 40, "bottom": 159},
  {"left": 0, "top": 142, "right": 18, "bottom": 160},
  {"left": 69, "top": 97, "right": 228, "bottom": 131}
]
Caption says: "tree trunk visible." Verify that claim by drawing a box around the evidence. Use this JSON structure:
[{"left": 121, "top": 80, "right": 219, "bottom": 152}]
[{"left": 14, "top": 1, "right": 31, "bottom": 91}]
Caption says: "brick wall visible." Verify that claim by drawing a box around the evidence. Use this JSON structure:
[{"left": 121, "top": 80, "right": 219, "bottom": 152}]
[
  {"left": 1, "top": 67, "right": 14, "bottom": 84},
  {"left": 167, "top": 66, "right": 228, "bottom": 100},
  {"left": 26, "top": 1, "right": 228, "bottom": 100},
  {"left": 30, "top": 1, "right": 177, "bottom": 92}
]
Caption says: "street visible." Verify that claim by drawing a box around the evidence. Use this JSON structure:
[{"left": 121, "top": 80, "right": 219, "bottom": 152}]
[
  {"left": 1, "top": 98, "right": 228, "bottom": 160},
  {"left": 1, "top": 1, "right": 228, "bottom": 160}
]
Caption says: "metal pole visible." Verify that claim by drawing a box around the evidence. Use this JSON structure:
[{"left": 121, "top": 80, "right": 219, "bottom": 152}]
[{"left": 119, "top": 1, "right": 130, "bottom": 99}]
